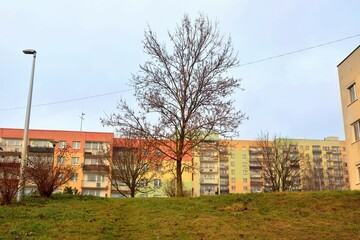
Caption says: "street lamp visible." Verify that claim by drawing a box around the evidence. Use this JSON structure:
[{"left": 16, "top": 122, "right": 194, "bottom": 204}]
[{"left": 17, "top": 49, "right": 37, "bottom": 202}]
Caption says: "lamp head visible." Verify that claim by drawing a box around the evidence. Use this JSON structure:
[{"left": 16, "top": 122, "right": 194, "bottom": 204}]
[{"left": 23, "top": 49, "right": 37, "bottom": 55}]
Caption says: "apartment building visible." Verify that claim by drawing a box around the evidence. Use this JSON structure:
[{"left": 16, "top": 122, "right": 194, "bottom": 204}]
[
  {"left": 0, "top": 128, "right": 113, "bottom": 197},
  {"left": 338, "top": 45, "right": 360, "bottom": 190},
  {"left": 194, "top": 137, "right": 348, "bottom": 194},
  {"left": 0, "top": 128, "right": 193, "bottom": 198},
  {"left": 1, "top": 128, "right": 349, "bottom": 197},
  {"left": 295, "top": 138, "right": 349, "bottom": 191}
]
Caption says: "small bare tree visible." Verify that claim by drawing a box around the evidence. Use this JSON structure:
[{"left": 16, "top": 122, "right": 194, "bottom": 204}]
[
  {"left": 301, "top": 158, "right": 325, "bottom": 191},
  {"left": 25, "top": 146, "right": 77, "bottom": 198},
  {"left": 102, "top": 14, "right": 245, "bottom": 196},
  {"left": 254, "top": 133, "right": 301, "bottom": 192},
  {"left": 0, "top": 156, "right": 20, "bottom": 205},
  {"left": 110, "top": 137, "right": 162, "bottom": 198}
]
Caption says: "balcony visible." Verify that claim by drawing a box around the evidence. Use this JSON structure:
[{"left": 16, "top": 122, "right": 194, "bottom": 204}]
[
  {"left": 200, "top": 190, "right": 217, "bottom": 195},
  {"left": 220, "top": 173, "right": 229, "bottom": 178},
  {"left": 28, "top": 146, "right": 55, "bottom": 154},
  {"left": 200, "top": 178, "right": 218, "bottom": 184},
  {"left": 220, "top": 165, "right": 229, "bottom": 170},
  {"left": 84, "top": 150, "right": 110, "bottom": 158},
  {"left": 331, "top": 149, "right": 341, "bottom": 155},
  {"left": 82, "top": 164, "right": 109, "bottom": 172},
  {"left": 250, "top": 163, "right": 262, "bottom": 169},
  {"left": 249, "top": 148, "right": 260, "bottom": 154},
  {"left": 199, "top": 156, "right": 218, "bottom": 162},
  {"left": 0, "top": 162, "right": 20, "bottom": 170},
  {"left": 200, "top": 168, "right": 218, "bottom": 173},
  {"left": 220, "top": 189, "right": 229, "bottom": 194},
  {"left": 220, "top": 156, "right": 228, "bottom": 162},
  {"left": 250, "top": 181, "right": 263, "bottom": 187},
  {"left": 0, "top": 146, "right": 22, "bottom": 157},
  {"left": 82, "top": 180, "right": 108, "bottom": 189}
]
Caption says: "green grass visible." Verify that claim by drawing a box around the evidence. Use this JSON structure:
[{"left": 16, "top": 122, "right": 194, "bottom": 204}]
[{"left": 0, "top": 191, "right": 359, "bottom": 239}]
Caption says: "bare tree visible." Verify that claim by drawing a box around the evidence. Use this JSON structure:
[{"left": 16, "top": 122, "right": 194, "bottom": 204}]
[
  {"left": 102, "top": 14, "right": 245, "bottom": 196},
  {"left": 253, "top": 133, "right": 301, "bottom": 192},
  {"left": 0, "top": 156, "right": 20, "bottom": 205},
  {"left": 110, "top": 137, "right": 162, "bottom": 198},
  {"left": 25, "top": 146, "right": 77, "bottom": 198},
  {"left": 301, "top": 158, "right": 325, "bottom": 191}
]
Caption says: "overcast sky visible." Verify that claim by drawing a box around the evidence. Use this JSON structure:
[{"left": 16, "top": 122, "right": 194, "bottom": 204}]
[{"left": 1, "top": 0, "right": 359, "bottom": 140}]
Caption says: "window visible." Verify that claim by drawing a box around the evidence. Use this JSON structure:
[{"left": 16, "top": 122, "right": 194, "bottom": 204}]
[
  {"left": 243, "top": 170, "right": 247, "bottom": 175},
  {"left": 231, "top": 186, "right": 236, "bottom": 191},
  {"left": 243, "top": 186, "right": 248, "bottom": 191},
  {"left": 242, "top": 162, "right": 247, "bottom": 167},
  {"left": 72, "top": 141, "right": 81, "bottom": 149},
  {"left": 323, "top": 146, "right": 329, "bottom": 151},
  {"left": 58, "top": 157, "right": 65, "bottom": 165},
  {"left": 231, "top": 161, "right": 235, "bottom": 167},
  {"left": 348, "top": 83, "right": 357, "bottom": 103},
  {"left": 353, "top": 120, "right": 360, "bottom": 142},
  {"left": 242, "top": 146, "right": 246, "bottom": 151},
  {"left": 231, "top": 178, "right": 236, "bottom": 183},
  {"left": 342, "top": 147, "right": 346, "bottom": 151},
  {"left": 231, "top": 170, "right": 235, "bottom": 175},
  {"left": 70, "top": 173, "right": 78, "bottom": 181},
  {"left": 243, "top": 178, "right": 247, "bottom": 183},
  {"left": 230, "top": 154, "right": 235, "bottom": 159},
  {"left": 71, "top": 157, "right": 79, "bottom": 165},
  {"left": 154, "top": 164, "right": 162, "bottom": 172},
  {"left": 139, "top": 180, "right": 148, "bottom": 187},
  {"left": 58, "top": 141, "right": 67, "bottom": 149},
  {"left": 154, "top": 179, "right": 161, "bottom": 188},
  {"left": 242, "top": 154, "right": 246, "bottom": 159},
  {"left": 305, "top": 146, "right": 309, "bottom": 150}
]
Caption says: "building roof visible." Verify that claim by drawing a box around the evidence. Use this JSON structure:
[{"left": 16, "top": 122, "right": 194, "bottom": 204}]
[{"left": 337, "top": 45, "right": 360, "bottom": 67}]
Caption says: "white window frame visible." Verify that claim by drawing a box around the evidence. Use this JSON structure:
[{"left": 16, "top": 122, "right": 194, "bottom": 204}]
[
  {"left": 58, "top": 141, "right": 67, "bottom": 149},
  {"left": 70, "top": 173, "right": 78, "bottom": 181},
  {"left": 71, "top": 157, "right": 79, "bottom": 165},
  {"left": 353, "top": 120, "right": 360, "bottom": 142},
  {"left": 72, "top": 141, "right": 81, "bottom": 149},
  {"left": 348, "top": 83, "right": 357, "bottom": 103},
  {"left": 154, "top": 179, "right": 161, "bottom": 188}
]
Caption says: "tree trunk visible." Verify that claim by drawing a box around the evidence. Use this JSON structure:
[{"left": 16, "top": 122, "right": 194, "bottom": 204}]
[{"left": 176, "top": 159, "right": 183, "bottom": 197}]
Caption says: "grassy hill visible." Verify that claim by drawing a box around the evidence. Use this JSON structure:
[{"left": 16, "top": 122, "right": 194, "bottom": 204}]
[{"left": 0, "top": 191, "right": 359, "bottom": 239}]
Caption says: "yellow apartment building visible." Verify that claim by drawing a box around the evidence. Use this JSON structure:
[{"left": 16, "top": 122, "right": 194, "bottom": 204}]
[{"left": 338, "top": 45, "right": 360, "bottom": 190}]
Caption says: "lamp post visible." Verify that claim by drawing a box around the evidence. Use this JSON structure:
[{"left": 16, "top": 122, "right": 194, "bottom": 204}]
[{"left": 17, "top": 49, "right": 37, "bottom": 202}]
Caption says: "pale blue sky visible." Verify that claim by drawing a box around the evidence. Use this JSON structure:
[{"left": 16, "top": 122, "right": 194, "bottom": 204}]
[{"left": 0, "top": 0, "right": 359, "bottom": 140}]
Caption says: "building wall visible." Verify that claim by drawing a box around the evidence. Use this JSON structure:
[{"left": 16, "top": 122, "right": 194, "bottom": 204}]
[{"left": 338, "top": 45, "right": 360, "bottom": 190}]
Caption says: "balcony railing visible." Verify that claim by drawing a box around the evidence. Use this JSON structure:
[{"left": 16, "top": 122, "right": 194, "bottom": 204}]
[
  {"left": 82, "top": 164, "right": 109, "bottom": 172},
  {"left": 220, "top": 165, "right": 229, "bottom": 170},
  {"left": 199, "top": 156, "right": 218, "bottom": 162},
  {"left": 84, "top": 150, "right": 110, "bottom": 158},
  {"left": 200, "top": 168, "right": 218, "bottom": 173},
  {"left": 220, "top": 173, "right": 229, "bottom": 178},
  {"left": 82, "top": 180, "right": 108, "bottom": 189},
  {"left": 28, "top": 146, "right": 55, "bottom": 154},
  {"left": 200, "top": 179, "right": 218, "bottom": 184},
  {"left": 220, "top": 189, "right": 229, "bottom": 194},
  {"left": 220, "top": 156, "right": 228, "bottom": 162},
  {"left": 250, "top": 164, "right": 262, "bottom": 169},
  {"left": 250, "top": 181, "right": 263, "bottom": 186}
]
